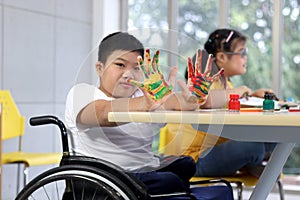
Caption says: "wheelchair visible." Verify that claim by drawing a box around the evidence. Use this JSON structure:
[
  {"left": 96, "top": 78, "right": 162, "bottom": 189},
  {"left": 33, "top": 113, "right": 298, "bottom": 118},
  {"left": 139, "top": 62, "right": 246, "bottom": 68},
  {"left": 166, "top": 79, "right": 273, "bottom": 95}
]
[{"left": 15, "top": 115, "right": 233, "bottom": 200}]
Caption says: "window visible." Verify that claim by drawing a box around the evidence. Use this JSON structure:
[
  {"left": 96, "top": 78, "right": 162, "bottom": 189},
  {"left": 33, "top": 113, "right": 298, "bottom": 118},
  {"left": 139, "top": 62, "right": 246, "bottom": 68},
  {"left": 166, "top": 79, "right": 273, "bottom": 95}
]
[
  {"left": 282, "top": 0, "right": 300, "bottom": 174},
  {"left": 282, "top": 0, "right": 300, "bottom": 100},
  {"left": 128, "top": 0, "right": 170, "bottom": 75},
  {"left": 127, "top": 0, "right": 300, "bottom": 175},
  {"left": 177, "top": 0, "right": 219, "bottom": 77},
  {"left": 228, "top": 0, "right": 273, "bottom": 90}
]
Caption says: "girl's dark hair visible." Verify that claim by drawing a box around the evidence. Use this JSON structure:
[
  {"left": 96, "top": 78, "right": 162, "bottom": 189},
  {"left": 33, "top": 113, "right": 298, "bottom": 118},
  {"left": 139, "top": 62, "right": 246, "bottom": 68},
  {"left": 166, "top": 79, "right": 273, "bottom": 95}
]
[
  {"left": 98, "top": 32, "right": 144, "bottom": 64},
  {"left": 185, "top": 30, "right": 245, "bottom": 87},
  {"left": 204, "top": 28, "right": 246, "bottom": 57}
]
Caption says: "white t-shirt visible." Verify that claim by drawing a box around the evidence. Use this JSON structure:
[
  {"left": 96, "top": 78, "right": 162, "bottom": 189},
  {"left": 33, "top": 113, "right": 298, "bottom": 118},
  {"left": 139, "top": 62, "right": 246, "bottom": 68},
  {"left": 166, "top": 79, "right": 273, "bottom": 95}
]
[{"left": 65, "top": 83, "right": 160, "bottom": 172}]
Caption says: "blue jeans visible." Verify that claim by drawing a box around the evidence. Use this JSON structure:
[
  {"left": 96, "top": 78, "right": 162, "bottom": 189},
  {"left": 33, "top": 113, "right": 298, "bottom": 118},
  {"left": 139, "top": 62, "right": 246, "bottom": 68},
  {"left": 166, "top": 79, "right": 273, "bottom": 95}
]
[
  {"left": 132, "top": 156, "right": 196, "bottom": 195},
  {"left": 195, "top": 141, "right": 276, "bottom": 176}
]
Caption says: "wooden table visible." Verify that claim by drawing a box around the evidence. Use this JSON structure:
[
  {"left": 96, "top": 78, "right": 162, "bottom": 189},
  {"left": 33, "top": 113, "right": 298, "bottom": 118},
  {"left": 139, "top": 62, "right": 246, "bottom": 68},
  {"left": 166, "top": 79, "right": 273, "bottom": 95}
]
[{"left": 108, "top": 110, "right": 300, "bottom": 200}]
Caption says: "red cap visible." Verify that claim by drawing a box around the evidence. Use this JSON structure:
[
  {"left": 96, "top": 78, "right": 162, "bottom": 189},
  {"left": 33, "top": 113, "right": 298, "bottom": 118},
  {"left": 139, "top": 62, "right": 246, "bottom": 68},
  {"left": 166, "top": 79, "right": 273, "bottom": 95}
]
[{"left": 230, "top": 94, "right": 239, "bottom": 99}]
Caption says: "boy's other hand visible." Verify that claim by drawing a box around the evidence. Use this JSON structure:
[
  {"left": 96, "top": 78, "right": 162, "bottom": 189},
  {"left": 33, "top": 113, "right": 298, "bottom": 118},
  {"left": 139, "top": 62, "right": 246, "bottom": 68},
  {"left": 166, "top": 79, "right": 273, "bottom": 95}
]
[{"left": 187, "top": 49, "right": 224, "bottom": 105}]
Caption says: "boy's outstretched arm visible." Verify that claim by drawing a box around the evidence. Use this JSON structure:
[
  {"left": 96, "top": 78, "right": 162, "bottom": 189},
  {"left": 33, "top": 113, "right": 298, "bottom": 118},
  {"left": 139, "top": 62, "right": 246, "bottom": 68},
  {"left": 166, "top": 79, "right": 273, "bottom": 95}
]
[{"left": 77, "top": 94, "right": 159, "bottom": 127}]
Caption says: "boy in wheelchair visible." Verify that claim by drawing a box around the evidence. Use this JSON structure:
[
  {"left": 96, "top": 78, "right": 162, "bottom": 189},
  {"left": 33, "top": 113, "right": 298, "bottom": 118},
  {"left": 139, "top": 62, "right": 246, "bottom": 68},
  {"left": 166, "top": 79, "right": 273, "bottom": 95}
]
[{"left": 64, "top": 31, "right": 230, "bottom": 199}]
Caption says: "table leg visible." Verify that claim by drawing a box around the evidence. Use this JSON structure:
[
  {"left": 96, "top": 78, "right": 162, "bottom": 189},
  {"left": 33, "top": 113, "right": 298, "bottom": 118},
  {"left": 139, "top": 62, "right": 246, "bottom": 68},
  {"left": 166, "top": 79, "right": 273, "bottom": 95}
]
[{"left": 249, "top": 143, "right": 295, "bottom": 200}]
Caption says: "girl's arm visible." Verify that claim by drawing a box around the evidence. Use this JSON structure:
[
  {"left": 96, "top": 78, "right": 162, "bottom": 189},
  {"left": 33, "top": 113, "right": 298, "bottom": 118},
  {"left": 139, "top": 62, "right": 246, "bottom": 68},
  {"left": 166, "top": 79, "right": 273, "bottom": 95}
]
[
  {"left": 201, "top": 86, "right": 252, "bottom": 109},
  {"left": 251, "top": 88, "right": 274, "bottom": 98}
]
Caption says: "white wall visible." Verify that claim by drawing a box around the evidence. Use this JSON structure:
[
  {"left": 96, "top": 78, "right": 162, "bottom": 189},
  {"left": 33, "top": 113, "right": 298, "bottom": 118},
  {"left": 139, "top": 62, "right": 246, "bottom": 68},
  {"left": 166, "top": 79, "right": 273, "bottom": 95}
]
[{"left": 1, "top": 1, "right": 93, "bottom": 199}]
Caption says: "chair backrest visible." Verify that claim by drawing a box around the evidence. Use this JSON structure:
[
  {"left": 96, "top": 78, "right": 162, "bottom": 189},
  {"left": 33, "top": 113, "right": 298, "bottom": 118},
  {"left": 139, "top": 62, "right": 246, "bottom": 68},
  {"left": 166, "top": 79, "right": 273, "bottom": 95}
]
[
  {"left": 0, "top": 103, "right": 2, "bottom": 197},
  {"left": 158, "top": 124, "right": 183, "bottom": 155},
  {"left": 0, "top": 90, "right": 25, "bottom": 140}
]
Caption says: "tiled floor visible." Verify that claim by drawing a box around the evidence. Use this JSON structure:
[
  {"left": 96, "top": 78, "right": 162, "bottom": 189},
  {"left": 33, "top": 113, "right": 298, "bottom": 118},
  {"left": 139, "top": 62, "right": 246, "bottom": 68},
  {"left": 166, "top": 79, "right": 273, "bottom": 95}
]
[
  {"left": 239, "top": 191, "right": 300, "bottom": 200},
  {"left": 235, "top": 186, "right": 300, "bottom": 200},
  {"left": 231, "top": 175, "right": 300, "bottom": 199}
]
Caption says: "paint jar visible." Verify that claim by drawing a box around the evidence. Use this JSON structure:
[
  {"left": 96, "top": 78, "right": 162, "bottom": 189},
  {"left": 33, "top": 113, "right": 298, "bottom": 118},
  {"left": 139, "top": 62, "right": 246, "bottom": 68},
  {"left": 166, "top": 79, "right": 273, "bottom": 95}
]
[
  {"left": 263, "top": 93, "right": 274, "bottom": 112},
  {"left": 228, "top": 94, "right": 240, "bottom": 112}
]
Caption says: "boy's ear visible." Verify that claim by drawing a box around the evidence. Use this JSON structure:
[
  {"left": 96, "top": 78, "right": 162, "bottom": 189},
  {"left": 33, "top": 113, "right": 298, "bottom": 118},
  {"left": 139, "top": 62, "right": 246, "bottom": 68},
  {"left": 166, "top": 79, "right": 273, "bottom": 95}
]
[{"left": 95, "top": 61, "right": 104, "bottom": 76}]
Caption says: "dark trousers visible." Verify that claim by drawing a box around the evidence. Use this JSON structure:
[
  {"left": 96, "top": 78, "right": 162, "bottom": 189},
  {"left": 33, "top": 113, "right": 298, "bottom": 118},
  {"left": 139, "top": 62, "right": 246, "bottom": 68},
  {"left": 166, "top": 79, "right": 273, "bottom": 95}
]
[{"left": 132, "top": 156, "right": 196, "bottom": 195}]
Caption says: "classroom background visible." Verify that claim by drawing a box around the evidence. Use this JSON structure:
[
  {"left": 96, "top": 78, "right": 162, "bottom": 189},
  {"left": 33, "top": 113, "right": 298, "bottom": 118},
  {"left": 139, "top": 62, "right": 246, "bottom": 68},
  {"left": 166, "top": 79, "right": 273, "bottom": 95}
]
[{"left": 1, "top": 0, "right": 299, "bottom": 199}]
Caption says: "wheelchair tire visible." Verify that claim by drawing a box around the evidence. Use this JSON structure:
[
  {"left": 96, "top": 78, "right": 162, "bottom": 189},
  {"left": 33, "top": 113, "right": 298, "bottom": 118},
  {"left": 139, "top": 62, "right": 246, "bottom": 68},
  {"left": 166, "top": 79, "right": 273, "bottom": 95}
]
[{"left": 15, "top": 164, "right": 140, "bottom": 200}]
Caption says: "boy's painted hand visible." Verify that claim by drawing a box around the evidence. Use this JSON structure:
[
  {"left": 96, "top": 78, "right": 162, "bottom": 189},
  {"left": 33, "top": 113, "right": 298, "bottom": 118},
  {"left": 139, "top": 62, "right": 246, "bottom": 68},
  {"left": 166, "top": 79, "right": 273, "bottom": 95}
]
[
  {"left": 128, "top": 49, "right": 173, "bottom": 101},
  {"left": 187, "top": 49, "right": 224, "bottom": 104}
]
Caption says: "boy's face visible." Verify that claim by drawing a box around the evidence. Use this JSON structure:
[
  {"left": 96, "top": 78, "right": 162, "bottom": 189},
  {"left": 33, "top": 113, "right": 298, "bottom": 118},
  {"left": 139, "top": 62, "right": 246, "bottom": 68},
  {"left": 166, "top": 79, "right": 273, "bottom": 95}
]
[{"left": 97, "top": 50, "right": 144, "bottom": 98}]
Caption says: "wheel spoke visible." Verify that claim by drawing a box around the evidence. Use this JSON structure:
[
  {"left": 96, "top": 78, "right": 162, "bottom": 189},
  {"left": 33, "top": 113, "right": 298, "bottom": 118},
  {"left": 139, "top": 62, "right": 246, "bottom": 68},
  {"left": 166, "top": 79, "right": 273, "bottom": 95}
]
[{"left": 16, "top": 165, "right": 138, "bottom": 200}]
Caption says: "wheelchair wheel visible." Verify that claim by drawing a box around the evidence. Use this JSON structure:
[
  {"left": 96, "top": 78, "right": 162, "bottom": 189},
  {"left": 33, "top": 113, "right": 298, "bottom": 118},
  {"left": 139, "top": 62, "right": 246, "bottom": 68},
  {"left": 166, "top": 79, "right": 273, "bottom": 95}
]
[{"left": 16, "top": 165, "right": 140, "bottom": 200}]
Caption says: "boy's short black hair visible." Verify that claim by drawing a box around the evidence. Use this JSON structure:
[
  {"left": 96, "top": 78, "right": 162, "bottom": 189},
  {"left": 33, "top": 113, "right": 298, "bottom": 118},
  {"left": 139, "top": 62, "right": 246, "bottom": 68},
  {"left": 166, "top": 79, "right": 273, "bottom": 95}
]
[{"left": 98, "top": 32, "right": 144, "bottom": 64}]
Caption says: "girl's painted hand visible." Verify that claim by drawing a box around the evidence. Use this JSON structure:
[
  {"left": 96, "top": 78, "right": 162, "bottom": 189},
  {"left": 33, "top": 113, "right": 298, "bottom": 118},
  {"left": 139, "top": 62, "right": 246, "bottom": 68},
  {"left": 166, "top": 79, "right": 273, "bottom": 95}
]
[
  {"left": 187, "top": 49, "right": 224, "bottom": 104},
  {"left": 128, "top": 49, "right": 173, "bottom": 101}
]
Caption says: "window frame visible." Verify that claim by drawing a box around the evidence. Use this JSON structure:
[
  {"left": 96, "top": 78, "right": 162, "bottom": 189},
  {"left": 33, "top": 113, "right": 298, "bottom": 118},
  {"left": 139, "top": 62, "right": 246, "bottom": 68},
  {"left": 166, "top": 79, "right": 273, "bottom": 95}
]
[{"left": 122, "top": 0, "right": 284, "bottom": 98}]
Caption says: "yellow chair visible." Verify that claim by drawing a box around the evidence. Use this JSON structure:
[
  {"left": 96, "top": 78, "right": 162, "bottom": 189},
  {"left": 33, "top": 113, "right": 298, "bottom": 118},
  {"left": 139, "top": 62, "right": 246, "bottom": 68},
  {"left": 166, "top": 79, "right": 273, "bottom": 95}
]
[
  {"left": 0, "top": 102, "right": 3, "bottom": 198},
  {"left": 159, "top": 124, "right": 284, "bottom": 200},
  {"left": 0, "top": 90, "right": 62, "bottom": 192}
]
